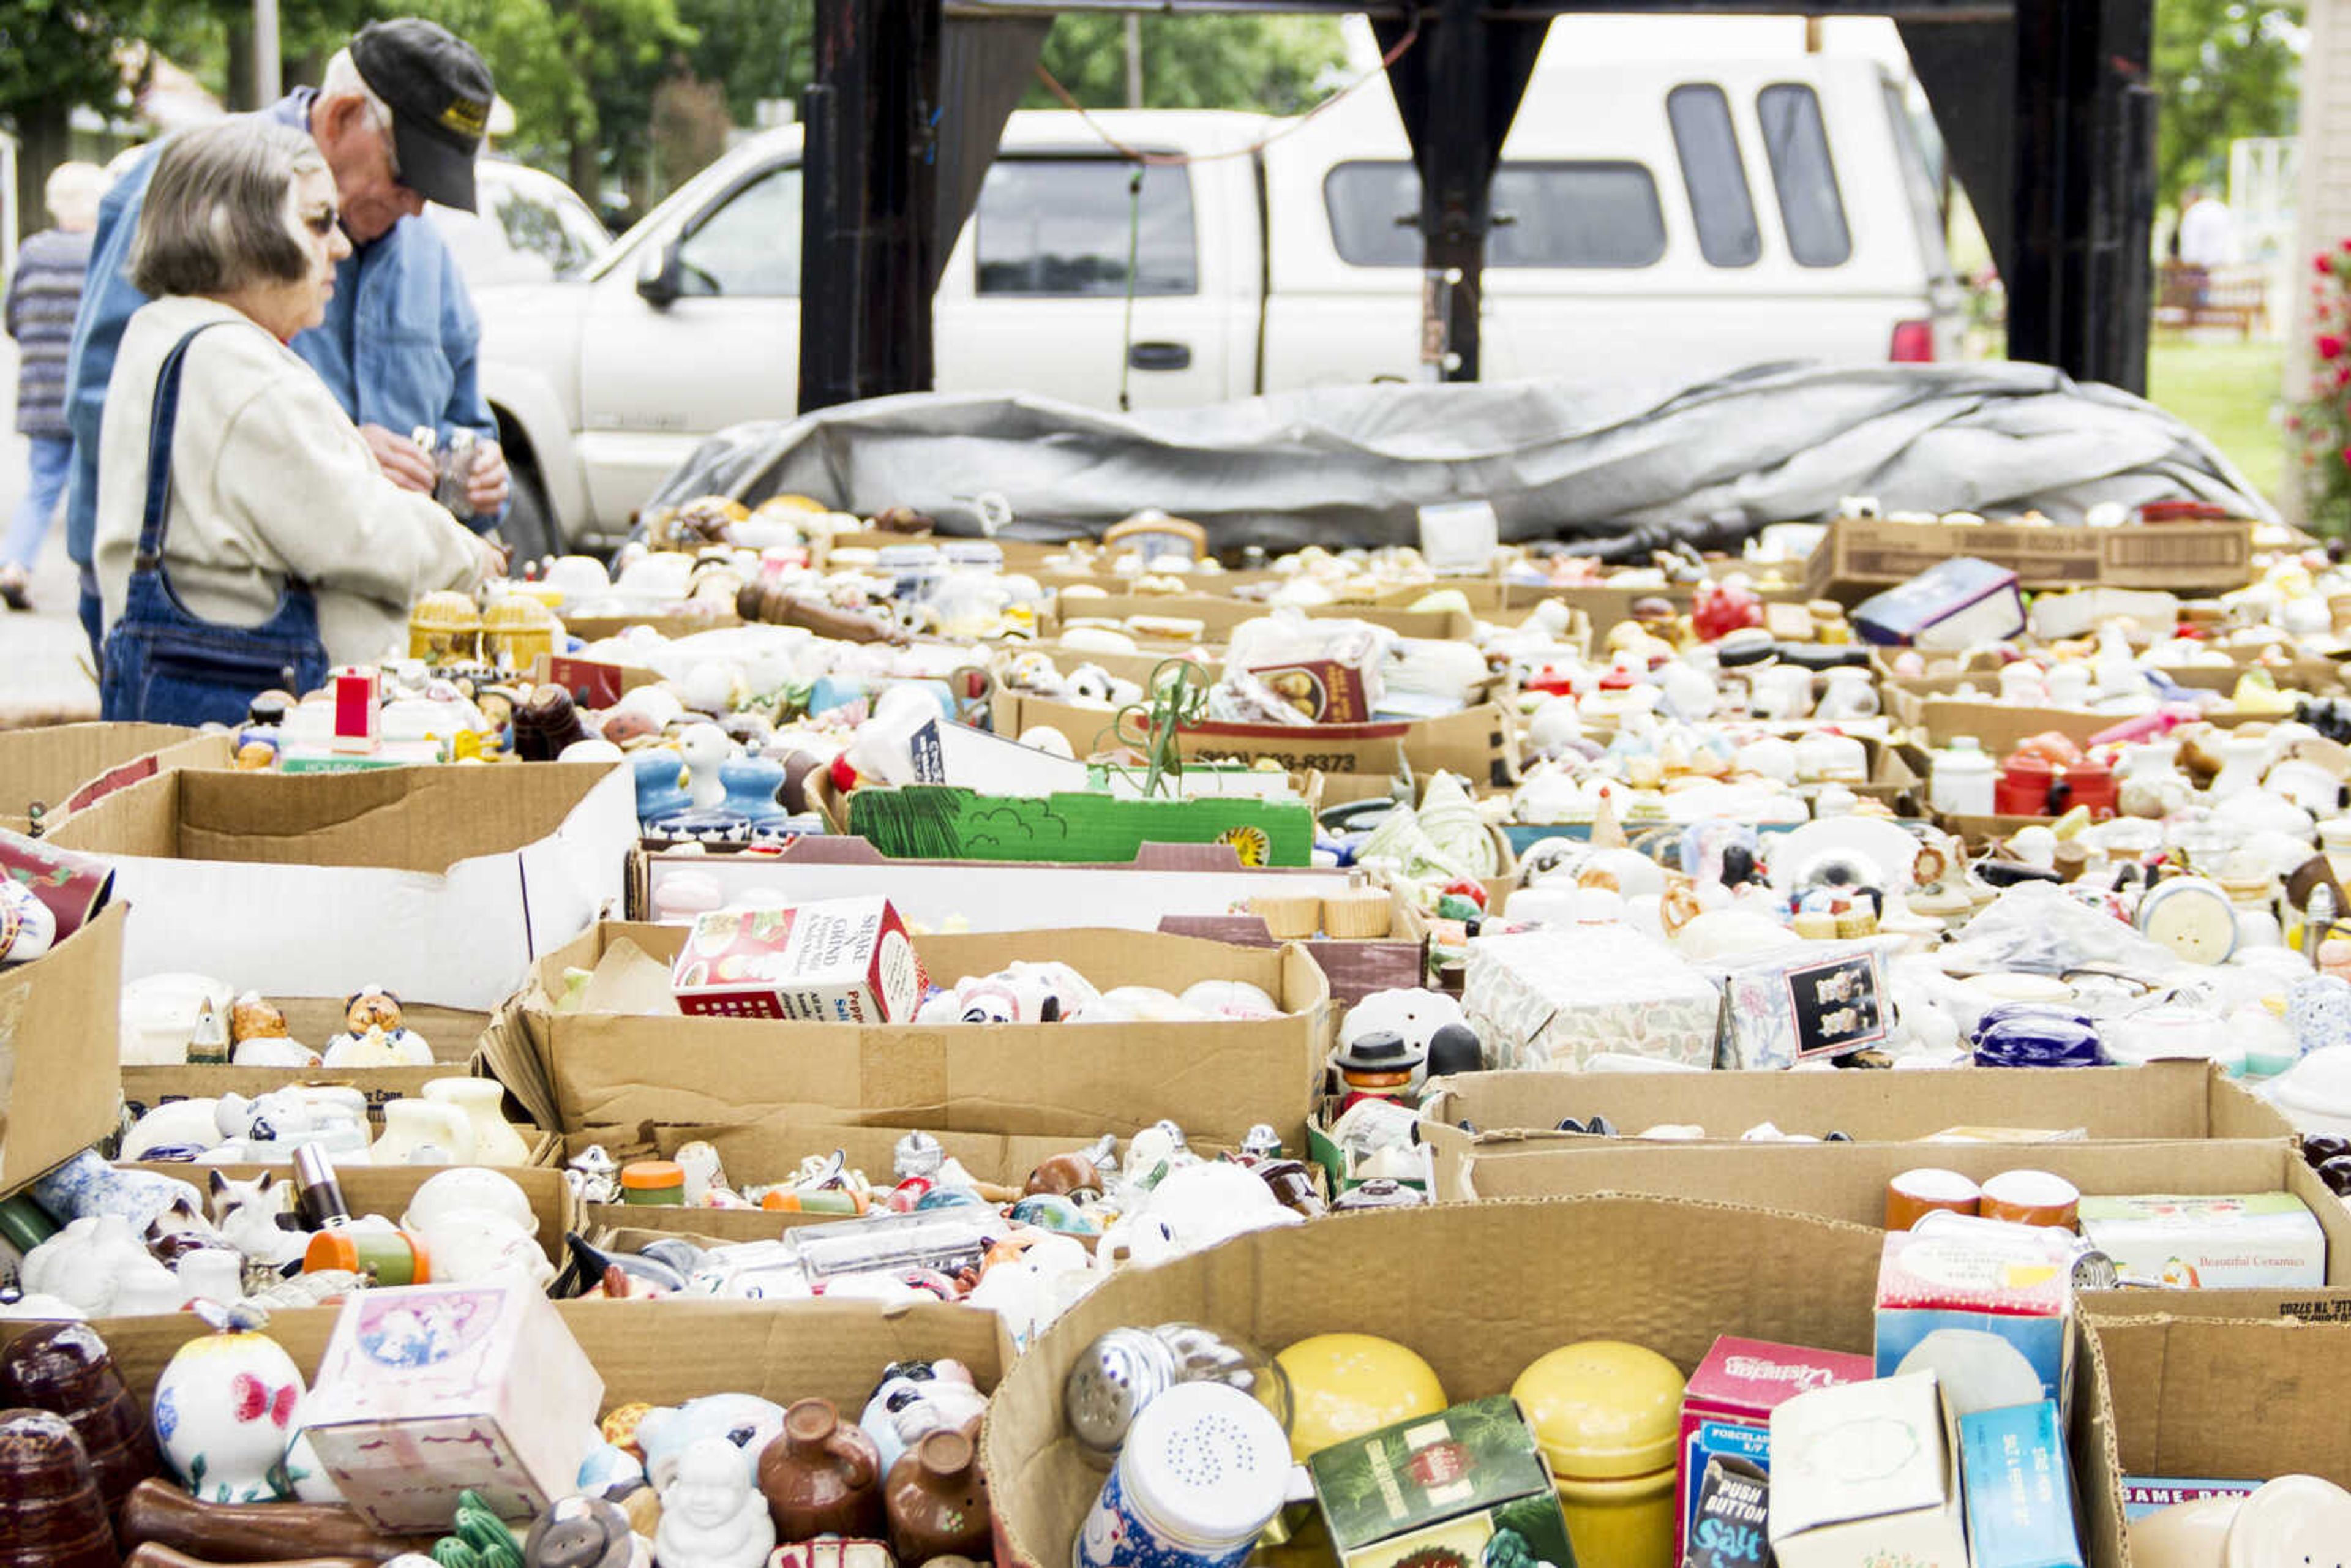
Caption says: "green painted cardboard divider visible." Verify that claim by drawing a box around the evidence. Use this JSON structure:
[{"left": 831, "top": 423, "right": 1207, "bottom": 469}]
[{"left": 848, "top": 784, "right": 1314, "bottom": 866}]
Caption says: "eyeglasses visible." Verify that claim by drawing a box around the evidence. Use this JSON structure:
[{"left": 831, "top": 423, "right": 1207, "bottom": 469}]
[{"left": 299, "top": 206, "right": 340, "bottom": 237}]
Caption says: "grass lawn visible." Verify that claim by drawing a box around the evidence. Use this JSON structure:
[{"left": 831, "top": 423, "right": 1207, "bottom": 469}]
[{"left": 2146, "top": 338, "right": 2285, "bottom": 502}]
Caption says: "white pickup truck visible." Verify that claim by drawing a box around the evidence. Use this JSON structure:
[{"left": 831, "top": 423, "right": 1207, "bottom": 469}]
[{"left": 477, "top": 54, "right": 1960, "bottom": 553}]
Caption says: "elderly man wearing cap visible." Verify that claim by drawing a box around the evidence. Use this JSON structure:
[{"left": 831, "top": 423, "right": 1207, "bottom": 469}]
[{"left": 59, "top": 18, "right": 511, "bottom": 664}]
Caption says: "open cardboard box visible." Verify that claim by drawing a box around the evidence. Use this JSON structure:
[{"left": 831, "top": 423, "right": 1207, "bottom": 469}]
[
  {"left": 0, "top": 902, "right": 126, "bottom": 1192},
  {"left": 46, "top": 762, "right": 635, "bottom": 1010},
  {"left": 0, "top": 1295, "right": 1014, "bottom": 1430},
  {"left": 0, "top": 723, "right": 226, "bottom": 834},
  {"left": 984, "top": 1193, "right": 1888, "bottom": 1568},
  {"left": 1049, "top": 591, "right": 1476, "bottom": 642},
  {"left": 1431, "top": 1136, "right": 2351, "bottom": 1279},
  {"left": 2074, "top": 1311, "right": 2351, "bottom": 1567},
  {"left": 492, "top": 922, "right": 1333, "bottom": 1149},
  {"left": 561, "top": 1116, "right": 1169, "bottom": 1244},
  {"left": 123, "top": 1161, "right": 574, "bottom": 1264},
  {"left": 994, "top": 688, "right": 1519, "bottom": 789},
  {"left": 1884, "top": 678, "right": 2263, "bottom": 751},
  {"left": 1420, "top": 1061, "right": 2293, "bottom": 1148}
]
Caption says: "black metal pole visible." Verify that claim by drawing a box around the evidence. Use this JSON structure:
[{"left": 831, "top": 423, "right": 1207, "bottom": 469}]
[{"left": 1419, "top": 0, "right": 1490, "bottom": 381}]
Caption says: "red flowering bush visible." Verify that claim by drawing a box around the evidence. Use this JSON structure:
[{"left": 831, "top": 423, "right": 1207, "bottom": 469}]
[{"left": 2298, "top": 245, "right": 2351, "bottom": 531}]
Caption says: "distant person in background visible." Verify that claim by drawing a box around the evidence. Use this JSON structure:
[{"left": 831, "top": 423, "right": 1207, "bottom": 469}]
[
  {"left": 2178, "top": 186, "right": 2241, "bottom": 269},
  {"left": 2, "top": 161, "right": 105, "bottom": 611}
]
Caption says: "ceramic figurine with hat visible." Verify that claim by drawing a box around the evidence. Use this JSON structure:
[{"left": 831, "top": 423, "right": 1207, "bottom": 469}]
[{"left": 1333, "top": 988, "right": 1482, "bottom": 1105}]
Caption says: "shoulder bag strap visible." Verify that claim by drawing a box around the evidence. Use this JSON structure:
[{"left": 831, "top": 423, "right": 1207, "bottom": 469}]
[{"left": 130, "top": 321, "right": 230, "bottom": 574}]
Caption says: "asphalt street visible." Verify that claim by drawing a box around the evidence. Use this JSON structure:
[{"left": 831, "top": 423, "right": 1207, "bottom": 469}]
[{"left": 0, "top": 337, "right": 101, "bottom": 726}]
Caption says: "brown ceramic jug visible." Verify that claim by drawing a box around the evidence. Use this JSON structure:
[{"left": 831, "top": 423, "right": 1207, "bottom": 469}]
[
  {"left": 757, "top": 1400, "right": 884, "bottom": 1542},
  {"left": 1, "top": 1326, "right": 163, "bottom": 1524},
  {"left": 883, "top": 1428, "right": 990, "bottom": 1566},
  {"left": 0, "top": 1408, "right": 121, "bottom": 1568}
]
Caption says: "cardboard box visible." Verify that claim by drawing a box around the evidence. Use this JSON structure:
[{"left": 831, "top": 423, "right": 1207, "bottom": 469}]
[
  {"left": 846, "top": 782, "right": 1315, "bottom": 867},
  {"left": 1768, "top": 1372, "right": 1968, "bottom": 1568},
  {"left": 2077, "top": 1192, "right": 2327, "bottom": 1289},
  {"left": 1049, "top": 591, "right": 1475, "bottom": 643},
  {"left": 496, "top": 923, "right": 1332, "bottom": 1147},
  {"left": 1676, "top": 1337, "right": 1874, "bottom": 1563},
  {"left": 1805, "top": 516, "right": 2259, "bottom": 602},
  {"left": 0, "top": 724, "right": 228, "bottom": 834},
  {"left": 982, "top": 1194, "right": 1890, "bottom": 1568},
  {"left": 1308, "top": 1396, "right": 1578, "bottom": 1568},
  {"left": 1464, "top": 926, "right": 1720, "bottom": 1071},
  {"left": 0, "top": 902, "right": 126, "bottom": 1190},
  {"left": 1884, "top": 680, "right": 2263, "bottom": 752},
  {"left": 1425, "top": 1138, "right": 2351, "bottom": 1284},
  {"left": 46, "top": 763, "right": 636, "bottom": 1010},
  {"left": 672, "top": 898, "right": 926, "bottom": 1022},
  {"left": 1877, "top": 1224, "right": 2074, "bottom": 1404},
  {"left": 299, "top": 1280, "right": 601, "bottom": 1528},
  {"left": 2076, "top": 1313, "right": 2351, "bottom": 1568},
  {"left": 1959, "top": 1400, "right": 2084, "bottom": 1568},
  {"left": 1419, "top": 1060, "right": 2290, "bottom": 1147},
  {"left": 560, "top": 608, "right": 741, "bottom": 642},
  {"left": 994, "top": 689, "right": 1519, "bottom": 790}
]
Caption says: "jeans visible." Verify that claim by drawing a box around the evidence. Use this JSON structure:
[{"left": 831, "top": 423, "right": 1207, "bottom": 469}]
[
  {"left": 78, "top": 575, "right": 103, "bottom": 672},
  {"left": 3, "top": 435, "right": 72, "bottom": 571}
]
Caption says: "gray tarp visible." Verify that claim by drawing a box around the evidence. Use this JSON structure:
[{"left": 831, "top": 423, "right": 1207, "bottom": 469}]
[{"left": 642, "top": 361, "right": 2277, "bottom": 552}]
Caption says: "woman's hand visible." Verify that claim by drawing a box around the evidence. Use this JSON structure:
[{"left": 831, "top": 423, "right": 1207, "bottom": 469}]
[
  {"left": 473, "top": 536, "right": 511, "bottom": 586},
  {"left": 359, "top": 424, "right": 435, "bottom": 491},
  {"left": 467, "top": 441, "right": 511, "bottom": 516}
]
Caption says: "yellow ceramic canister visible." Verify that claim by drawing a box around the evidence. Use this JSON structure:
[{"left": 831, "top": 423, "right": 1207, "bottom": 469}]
[
  {"left": 1512, "top": 1340, "right": 1685, "bottom": 1568},
  {"left": 1274, "top": 1332, "right": 1447, "bottom": 1462}
]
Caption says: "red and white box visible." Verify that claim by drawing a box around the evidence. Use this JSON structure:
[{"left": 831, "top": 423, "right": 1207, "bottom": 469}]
[
  {"left": 671, "top": 896, "right": 927, "bottom": 1022},
  {"left": 1676, "top": 1337, "right": 1874, "bottom": 1564}
]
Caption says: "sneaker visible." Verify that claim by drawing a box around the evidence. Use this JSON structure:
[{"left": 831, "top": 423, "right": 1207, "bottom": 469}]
[{"left": 0, "top": 565, "right": 28, "bottom": 612}]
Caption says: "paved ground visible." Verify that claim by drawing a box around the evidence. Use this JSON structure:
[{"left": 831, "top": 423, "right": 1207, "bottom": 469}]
[{"left": 0, "top": 338, "right": 101, "bottom": 727}]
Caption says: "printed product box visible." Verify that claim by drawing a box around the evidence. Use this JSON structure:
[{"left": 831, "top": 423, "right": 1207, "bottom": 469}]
[
  {"left": 1676, "top": 1336, "right": 1875, "bottom": 1562},
  {"left": 2075, "top": 1192, "right": 2327, "bottom": 1289},
  {"left": 1709, "top": 942, "right": 1889, "bottom": 1069},
  {"left": 1464, "top": 926, "right": 1719, "bottom": 1071},
  {"left": 298, "top": 1280, "right": 602, "bottom": 1529},
  {"left": 2119, "top": 1478, "right": 2262, "bottom": 1520},
  {"left": 671, "top": 897, "right": 927, "bottom": 1022},
  {"left": 1875, "top": 1226, "right": 2072, "bottom": 1407},
  {"left": 1308, "top": 1395, "right": 1579, "bottom": 1568},
  {"left": 1682, "top": 1455, "right": 1772, "bottom": 1568},
  {"left": 1768, "top": 1371, "right": 1967, "bottom": 1568},
  {"left": 1958, "top": 1401, "right": 2083, "bottom": 1568}
]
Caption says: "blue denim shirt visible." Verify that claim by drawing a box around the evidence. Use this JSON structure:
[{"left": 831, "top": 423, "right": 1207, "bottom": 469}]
[{"left": 62, "top": 90, "right": 501, "bottom": 570}]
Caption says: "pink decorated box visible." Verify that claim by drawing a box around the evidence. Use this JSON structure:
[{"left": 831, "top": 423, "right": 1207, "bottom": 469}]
[
  {"left": 299, "top": 1281, "right": 603, "bottom": 1528},
  {"left": 1676, "top": 1337, "right": 1875, "bottom": 1564}
]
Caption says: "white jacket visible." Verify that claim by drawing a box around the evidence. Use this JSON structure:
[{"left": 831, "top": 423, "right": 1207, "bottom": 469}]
[{"left": 96, "top": 295, "right": 486, "bottom": 667}]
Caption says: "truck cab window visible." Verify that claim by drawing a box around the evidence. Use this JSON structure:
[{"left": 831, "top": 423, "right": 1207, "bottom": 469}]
[
  {"left": 676, "top": 166, "right": 803, "bottom": 296},
  {"left": 1757, "top": 83, "right": 1852, "bottom": 267},
  {"left": 1667, "top": 84, "right": 1761, "bottom": 268},
  {"left": 975, "top": 159, "right": 1198, "bottom": 296},
  {"left": 1324, "top": 160, "right": 1667, "bottom": 268}
]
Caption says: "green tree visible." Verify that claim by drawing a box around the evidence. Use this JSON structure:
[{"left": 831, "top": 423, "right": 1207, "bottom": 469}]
[
  {"left": 677, "top": 0, "right": 810, "bottom": 129},
  {"left": 1027, "top": 13, "right": 1346, "bottom": 113},
  {"left": 1, "top": 0, "right": 148, "bottom": 242},
  {"left": 2153, "top": 0, "right": 2303, "bottom": 206}
]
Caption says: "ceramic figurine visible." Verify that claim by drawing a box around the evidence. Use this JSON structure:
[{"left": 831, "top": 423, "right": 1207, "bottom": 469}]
[
  {"left": 566, "top": 1147, "right": 622, "bottom": 1206},
  {"left": 225, "top": 995, "right": 318, "bottom": 1070},
  {"left": 185, "top": 1000, "right": 230, "bottom": 1067},
  {"left": 882, "top": 1428, "right": 989, "bottom": 1567},
  {"left": 757, "top": 1400, "right": 884, "bottom": 1542},
  {"left": 1336, "top": 989, "right": 1481, "bottom": 1089},
  {"left": 151, "top": 1324, "right": 306, "bottom": 1503},
  {"left": 0, "top": 1322, "right": 165, "bottom": 1517},
  {"left": 860, "top": 1362, "right": 989, "bottom": 1476},
  {"left": 677, "top": 725, "right": 734, "bottom": 812},
  {"left": 511, "top": 686, "right": 591, "bottom": 761},
  {"left": 114, "top": 1477, "right": 415, "bottom": 1560},
  {"left": 366, "top": 1100, "right": 471, "bottom": 1165},
  {"left": 33, "top": 1153, "right": 205, "bottom": 1236},
  {"left": 20, "top": 1217, "right": 187, "bottom": 1318},
  {"left": 421, "top": 1079, "right": 533, "bottom": 1166},
  {"left": 673, "top": 1142, "right": 728, "bottom": 1206},
  {"left": 658, "top": 1439, "right": 773, "bottom": 1568},
  {"left": 0, "top": 1409, "right": 118, "bottom": 1568},
  {"left": 637, "top": 1397, "right": 787, "bottom": 1490},
  {"left": 209, "top": 1094, "right": 367, "bottom": 1163},
  {"left": 525, "top": 1496, "right": 648, "bottom": 1568},
  {"left": 319, "top": 989, "right": 430, "bottom": 1067},
  {"left": 914, "top": 962, "right": 1102, "bottom": 1026},
  {"left": 1328, "top": 1032, "right": 1425, "bottom": 1113},
  {"left": 763, "top": 1544, "right": 893, "bottom": 1568}
]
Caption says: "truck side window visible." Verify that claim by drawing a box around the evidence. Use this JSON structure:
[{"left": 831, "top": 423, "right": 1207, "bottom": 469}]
[
  {"left": 1757, "top": 83, "right": 1852, "bottom": 267},
  {"left": 1667, "top": 84, "right": 1761, "bottom": 268},
  {"left": 976, "top": 159, "right": 1197, "bottom": 296},
  {"left": 1324, "top": 161, "right": 1665, "bottom": 268},
  {"left": 676, "top": 166, "right": 803, "bottom": 296}
]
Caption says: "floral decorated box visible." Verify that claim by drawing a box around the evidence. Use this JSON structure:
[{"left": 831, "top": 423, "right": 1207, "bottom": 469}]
[
  {"left": 300, "top": 1280, "right": 603, "bottom": 1529},
  {"left": 1464, "top": 926, "right": 1720, "bottom": 1071}
]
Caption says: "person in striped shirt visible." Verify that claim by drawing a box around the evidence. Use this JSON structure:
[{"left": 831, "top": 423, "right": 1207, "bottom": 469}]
[{"left": 2, "top": 160, "right": 105, "bottom": 610}]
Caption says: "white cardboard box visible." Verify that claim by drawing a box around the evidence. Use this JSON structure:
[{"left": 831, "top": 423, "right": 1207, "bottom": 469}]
[
  {"left": 48, "top": 763, "right": 634, "bottom": 1010},
  {"left": 1768, "top": 1371, "right": 1968, "bottom": 1568}
]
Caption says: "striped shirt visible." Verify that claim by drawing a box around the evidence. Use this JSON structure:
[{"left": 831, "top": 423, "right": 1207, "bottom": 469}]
[{"left": 6, "top": 227, "right": 94, "bottom": 439}]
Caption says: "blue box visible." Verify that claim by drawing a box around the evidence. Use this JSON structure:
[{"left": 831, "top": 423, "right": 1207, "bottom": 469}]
[{"left": 1959, "top": 1401, "right": 2084, "bottom": 1568}]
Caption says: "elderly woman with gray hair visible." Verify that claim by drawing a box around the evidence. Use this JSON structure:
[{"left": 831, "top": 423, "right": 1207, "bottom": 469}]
[{"left": 94, "top": 118, "right": 498, "bottom": 724}]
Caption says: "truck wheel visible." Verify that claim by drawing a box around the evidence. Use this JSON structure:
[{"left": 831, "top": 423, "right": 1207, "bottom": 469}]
[{"left": 495, "top": 465, "right": 563, "bottom": 566}]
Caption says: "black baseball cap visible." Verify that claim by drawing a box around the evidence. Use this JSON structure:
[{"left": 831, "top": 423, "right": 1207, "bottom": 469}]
[{"left": 350, "top": 19, "right": 495, "bottom": 212}]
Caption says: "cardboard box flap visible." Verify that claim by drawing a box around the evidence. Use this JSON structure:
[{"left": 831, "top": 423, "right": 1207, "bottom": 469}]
[
  {"left": 0, "top": 723, "right": 207, "bottom": 830},
  {"left": 0, "top": 903, "right": 127, "bottom": 1190}
]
